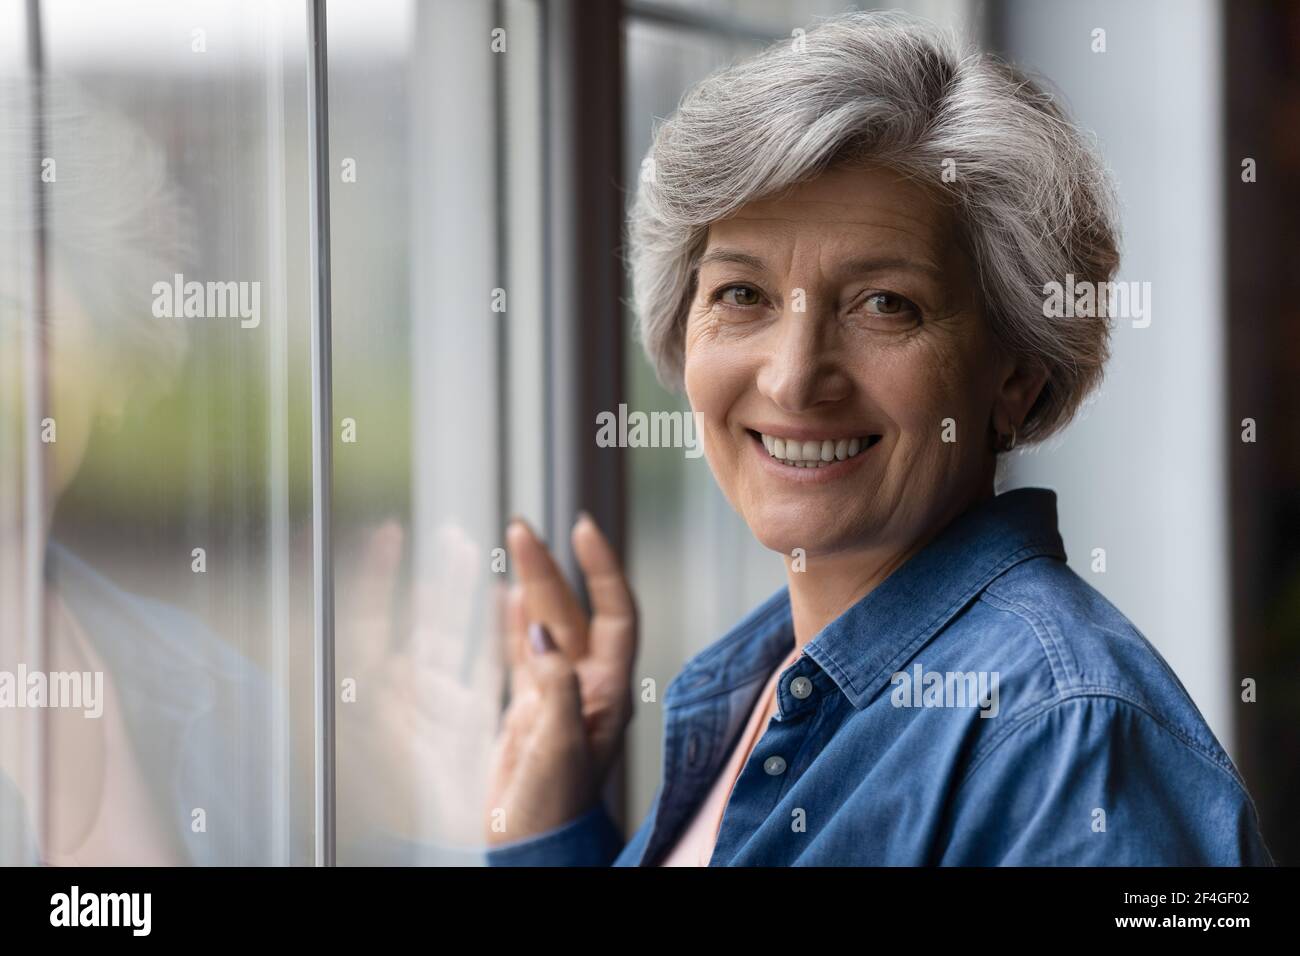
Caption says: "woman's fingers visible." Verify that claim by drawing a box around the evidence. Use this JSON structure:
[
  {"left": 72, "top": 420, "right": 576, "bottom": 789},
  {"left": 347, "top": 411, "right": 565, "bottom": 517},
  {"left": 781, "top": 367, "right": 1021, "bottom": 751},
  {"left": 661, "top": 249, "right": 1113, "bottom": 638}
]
[
  {"left": 505, "top": 518, "right": 588, "bottom": 658},
  {"left": 487, "top": 517, "right": 629, "bottom": 842},
  {"left": 571, "top": 512, "right": 638, "bottom": 677},
  {"left": 510, "top": 633, "right": 596, "bottom": 825},
  {"left": 512, "top": 622, "right": 585, "bottom": 756}
]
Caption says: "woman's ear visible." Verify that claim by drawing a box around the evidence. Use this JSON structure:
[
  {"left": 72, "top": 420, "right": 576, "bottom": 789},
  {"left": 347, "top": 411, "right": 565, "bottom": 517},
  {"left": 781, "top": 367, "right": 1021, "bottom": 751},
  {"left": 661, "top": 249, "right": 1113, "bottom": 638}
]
[{"left": 993, "top": 357, "right": 1048, "bottom": 435}]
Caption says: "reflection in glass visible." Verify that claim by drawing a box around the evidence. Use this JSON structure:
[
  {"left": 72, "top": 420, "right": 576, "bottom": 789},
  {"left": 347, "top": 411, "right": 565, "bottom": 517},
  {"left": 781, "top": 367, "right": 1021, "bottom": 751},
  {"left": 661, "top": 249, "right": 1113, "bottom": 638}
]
[{"left": 0, "top": 0, "right": 314, "bottom": 866}]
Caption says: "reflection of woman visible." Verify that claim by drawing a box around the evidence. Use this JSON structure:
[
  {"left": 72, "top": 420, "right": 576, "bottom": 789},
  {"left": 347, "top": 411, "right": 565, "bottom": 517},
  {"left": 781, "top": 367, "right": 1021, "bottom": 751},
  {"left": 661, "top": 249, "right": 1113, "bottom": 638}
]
[
  {"left": 0, "top": 78, "right": 483, "bottom": 867},
  {"left": 0, "top": 78, "right": 274, "bottom": 865},
  {"left": 484, "top": 12, "right": 1274, "bottom": 865}
]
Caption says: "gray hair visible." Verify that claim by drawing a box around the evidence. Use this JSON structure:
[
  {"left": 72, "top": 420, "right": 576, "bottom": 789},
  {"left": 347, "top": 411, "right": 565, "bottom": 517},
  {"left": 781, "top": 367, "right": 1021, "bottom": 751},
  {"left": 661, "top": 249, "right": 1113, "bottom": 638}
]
[
  {"left": 0, "top": 75, "right": 193, "bottom": 409},
  {"left": 627, "top": 10, "right": 1120, "bottom": 445}
]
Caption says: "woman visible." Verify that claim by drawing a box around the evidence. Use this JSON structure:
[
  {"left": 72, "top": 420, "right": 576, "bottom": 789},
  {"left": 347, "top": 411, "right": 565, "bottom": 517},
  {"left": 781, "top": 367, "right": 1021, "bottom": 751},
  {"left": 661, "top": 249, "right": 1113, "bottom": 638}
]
[{"left": 480, "top": 11, "right": 1273, "bottom": 866}]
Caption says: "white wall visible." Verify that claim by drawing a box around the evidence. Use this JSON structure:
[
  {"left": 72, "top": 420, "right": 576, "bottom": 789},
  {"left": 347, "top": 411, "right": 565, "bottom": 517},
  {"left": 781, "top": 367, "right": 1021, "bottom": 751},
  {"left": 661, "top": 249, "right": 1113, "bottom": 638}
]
[{"left": 999, "top": 0, "right": 1233, "bottom": 751}]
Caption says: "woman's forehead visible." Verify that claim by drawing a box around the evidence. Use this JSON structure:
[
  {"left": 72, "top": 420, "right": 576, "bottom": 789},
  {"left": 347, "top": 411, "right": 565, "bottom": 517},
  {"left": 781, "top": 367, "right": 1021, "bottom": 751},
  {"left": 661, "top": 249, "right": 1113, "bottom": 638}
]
[{"left": 706, "top": 164, "right": 955, "bottom": 259}]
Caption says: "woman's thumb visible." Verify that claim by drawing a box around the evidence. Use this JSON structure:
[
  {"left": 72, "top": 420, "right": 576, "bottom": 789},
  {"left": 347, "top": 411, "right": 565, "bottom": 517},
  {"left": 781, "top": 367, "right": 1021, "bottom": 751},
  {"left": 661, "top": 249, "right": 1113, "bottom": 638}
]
[{"left": 524, "top": 623, "right": 584, "bottom": 730}]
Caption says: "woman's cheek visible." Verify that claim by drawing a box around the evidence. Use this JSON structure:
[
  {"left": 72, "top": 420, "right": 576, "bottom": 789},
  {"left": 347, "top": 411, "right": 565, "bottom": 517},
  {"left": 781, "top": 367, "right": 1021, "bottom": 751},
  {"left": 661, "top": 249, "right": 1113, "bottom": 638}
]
[
  {"left": 683, "top": 329, "right": 740, "bottom": 423},
  {"left": 878, "top": 341, "right": 970, "bottom": 441},
  {"left": 684, "top": 341, "right": 751, "bottom": 509}
]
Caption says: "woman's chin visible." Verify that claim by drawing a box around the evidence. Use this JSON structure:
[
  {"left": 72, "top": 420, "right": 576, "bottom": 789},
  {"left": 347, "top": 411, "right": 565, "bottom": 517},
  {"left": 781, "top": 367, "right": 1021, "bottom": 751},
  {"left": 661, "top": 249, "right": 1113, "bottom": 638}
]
[{"left": 747, "top": 513, "right": 873, "bottom": 560}]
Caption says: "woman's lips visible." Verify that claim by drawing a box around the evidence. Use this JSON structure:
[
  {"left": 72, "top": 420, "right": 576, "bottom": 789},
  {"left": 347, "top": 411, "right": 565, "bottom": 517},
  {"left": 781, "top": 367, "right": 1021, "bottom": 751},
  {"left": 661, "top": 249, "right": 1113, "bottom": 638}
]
[{"left": 747, "top": 429, "right": 881, "bottom": 482}]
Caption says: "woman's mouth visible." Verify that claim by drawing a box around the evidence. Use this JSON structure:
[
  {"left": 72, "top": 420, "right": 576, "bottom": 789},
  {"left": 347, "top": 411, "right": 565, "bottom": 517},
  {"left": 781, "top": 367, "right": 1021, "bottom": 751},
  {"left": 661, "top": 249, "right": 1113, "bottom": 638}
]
[{"left": 748, "top": 429, "right": 882, "bottom": 469}]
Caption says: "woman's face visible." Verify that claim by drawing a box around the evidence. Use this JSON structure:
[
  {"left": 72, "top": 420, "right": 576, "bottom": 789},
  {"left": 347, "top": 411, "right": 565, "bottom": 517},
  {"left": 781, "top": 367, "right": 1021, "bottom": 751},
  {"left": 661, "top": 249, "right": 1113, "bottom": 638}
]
[{"left": 684, "top": 163, "right": 1038, "bottom": 561}]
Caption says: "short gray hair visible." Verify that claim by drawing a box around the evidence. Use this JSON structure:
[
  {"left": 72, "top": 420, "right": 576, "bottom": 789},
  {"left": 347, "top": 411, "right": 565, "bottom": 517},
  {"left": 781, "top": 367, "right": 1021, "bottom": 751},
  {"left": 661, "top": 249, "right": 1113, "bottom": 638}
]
[
  {"left": 0, "top": 76, "right": 193, "bottom": 408},
  {"left": 627, "top": 10, "right": 1120, "bottom": 445}
]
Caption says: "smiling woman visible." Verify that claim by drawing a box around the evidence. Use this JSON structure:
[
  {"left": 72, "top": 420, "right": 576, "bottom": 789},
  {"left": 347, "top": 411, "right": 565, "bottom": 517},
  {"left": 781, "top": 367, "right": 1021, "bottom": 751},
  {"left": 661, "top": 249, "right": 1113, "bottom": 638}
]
[
  {"left": 482, "top": 9, "right": 1274, "bottom": 868},
  {"left": 685, "top": 163, "right": 1018, "bottom": 564}
]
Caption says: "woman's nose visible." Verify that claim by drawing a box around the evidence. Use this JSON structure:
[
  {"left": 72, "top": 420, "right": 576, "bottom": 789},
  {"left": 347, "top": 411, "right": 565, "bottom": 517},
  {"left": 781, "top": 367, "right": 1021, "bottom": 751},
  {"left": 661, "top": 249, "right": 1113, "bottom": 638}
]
[{"left": 755, "top": 311, "right": 852, "bottom": 412}]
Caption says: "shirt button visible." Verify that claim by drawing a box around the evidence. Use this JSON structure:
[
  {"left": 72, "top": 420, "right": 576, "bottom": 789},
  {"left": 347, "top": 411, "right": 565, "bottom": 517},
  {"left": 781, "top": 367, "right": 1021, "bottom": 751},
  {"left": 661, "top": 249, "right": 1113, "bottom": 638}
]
[
  {"left": 763, "top": 755, "right": 787, "bottom": 776},
  {"left": 790, "top": 676, "right": 813, "bottom": 699}
]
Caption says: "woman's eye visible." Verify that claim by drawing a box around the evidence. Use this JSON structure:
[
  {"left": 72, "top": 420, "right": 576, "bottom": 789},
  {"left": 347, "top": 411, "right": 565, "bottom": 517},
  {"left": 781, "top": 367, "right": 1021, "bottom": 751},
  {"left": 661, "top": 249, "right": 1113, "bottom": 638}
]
[
  {"left": 862, "top": 292, "right": 916, "bottom": 316},
  {"left": 717, "top": 285, "right": 762, "bottom": 307}
]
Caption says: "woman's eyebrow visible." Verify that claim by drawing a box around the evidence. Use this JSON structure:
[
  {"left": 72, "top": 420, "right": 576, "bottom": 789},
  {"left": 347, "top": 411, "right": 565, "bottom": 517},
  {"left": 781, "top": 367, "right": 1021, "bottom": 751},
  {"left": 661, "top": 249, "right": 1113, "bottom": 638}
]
[
  {"left": 833, "top": 256, "right": 945, "bottom": 281},
  {"left": 696, "top": 249, "right": 944, "bottom": 282},
  {"left": 695, "top": 249, "right": 768, "bottom": 272}
]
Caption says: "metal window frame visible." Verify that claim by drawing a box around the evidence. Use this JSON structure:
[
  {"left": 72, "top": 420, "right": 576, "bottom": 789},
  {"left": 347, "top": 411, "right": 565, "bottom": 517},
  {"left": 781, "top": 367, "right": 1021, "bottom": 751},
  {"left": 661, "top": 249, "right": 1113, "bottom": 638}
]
[
  {"left": 306, "top": 0, "right": 336, "bottom": 868},
  {"left": 542, "top": 0, "right": 629, "bottom": 827},
  {"left": 20, "top": 0, "right": 51, "bottom": 864}
]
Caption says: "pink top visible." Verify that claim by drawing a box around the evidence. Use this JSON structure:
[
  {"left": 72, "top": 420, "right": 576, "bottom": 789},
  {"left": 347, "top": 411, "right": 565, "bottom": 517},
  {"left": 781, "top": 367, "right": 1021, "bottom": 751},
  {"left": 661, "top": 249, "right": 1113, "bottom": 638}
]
[
  {"left": 658, "top": 646, "right": 800, "bottom": 866},
  {"left": 44, "top": 596, "right": 180, "bottom": 866}
]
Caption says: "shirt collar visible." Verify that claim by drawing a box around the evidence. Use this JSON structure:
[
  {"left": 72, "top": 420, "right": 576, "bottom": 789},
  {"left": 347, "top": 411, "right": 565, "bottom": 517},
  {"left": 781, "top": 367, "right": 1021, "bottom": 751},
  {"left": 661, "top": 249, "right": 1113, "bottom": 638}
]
[
  {"left": 664, "top": 487, "right": 1066, "bottom": 711},
  {"left": 805, "top": 486, "right": 1066, "bottom": 708}
]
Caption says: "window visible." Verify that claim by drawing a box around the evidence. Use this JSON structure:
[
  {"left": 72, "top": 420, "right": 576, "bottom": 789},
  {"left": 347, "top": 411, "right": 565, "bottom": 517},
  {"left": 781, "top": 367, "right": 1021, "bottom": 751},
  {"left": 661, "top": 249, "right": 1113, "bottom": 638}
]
[
  {"left": 1, "top": 0, "right": 315, "bottom": 865},
  {"left": 0, "top": 0, "right": 551, "bottom": 867}
]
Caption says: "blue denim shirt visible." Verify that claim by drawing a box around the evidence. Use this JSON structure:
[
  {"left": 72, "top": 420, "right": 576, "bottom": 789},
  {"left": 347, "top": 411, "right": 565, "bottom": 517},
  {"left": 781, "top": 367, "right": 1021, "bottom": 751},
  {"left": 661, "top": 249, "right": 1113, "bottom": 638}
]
[{"left": 486, "top": 487, "right": 1274, "bottom": 866}]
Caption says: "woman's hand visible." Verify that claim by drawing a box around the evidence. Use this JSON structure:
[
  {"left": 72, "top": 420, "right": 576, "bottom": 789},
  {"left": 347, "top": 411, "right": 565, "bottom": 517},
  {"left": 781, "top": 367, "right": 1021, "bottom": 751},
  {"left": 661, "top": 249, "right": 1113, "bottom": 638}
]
[{"left": 484, "top": 513, "right": 638, "bottom": 846}]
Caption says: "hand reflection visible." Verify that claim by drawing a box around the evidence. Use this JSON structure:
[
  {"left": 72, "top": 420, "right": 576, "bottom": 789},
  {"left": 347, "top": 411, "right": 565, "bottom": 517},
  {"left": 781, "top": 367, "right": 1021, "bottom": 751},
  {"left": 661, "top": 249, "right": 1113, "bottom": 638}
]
[{"left": 337, "top": 519, "right": 506, "bottom": 852}]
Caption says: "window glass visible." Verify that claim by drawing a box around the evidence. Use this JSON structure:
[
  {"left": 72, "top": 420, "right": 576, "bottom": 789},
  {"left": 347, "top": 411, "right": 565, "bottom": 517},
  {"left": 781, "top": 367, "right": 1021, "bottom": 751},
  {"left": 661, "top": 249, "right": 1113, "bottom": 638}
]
[
  {"left": 328, "top": 0, "right": 546, "bottom": 864},
  {"left": 0, "top": 0, "right": 315, "bottom": 865}
]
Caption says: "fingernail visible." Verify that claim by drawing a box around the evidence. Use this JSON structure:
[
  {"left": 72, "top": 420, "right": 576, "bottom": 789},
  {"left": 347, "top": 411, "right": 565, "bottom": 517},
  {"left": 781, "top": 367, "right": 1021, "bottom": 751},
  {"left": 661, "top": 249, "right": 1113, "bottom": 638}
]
[
  {"left": 575, "top": 510, "right": 593, "bottom": 527},
  {"left": 528, "top": 622, "right": 556, "bottom": 655}
]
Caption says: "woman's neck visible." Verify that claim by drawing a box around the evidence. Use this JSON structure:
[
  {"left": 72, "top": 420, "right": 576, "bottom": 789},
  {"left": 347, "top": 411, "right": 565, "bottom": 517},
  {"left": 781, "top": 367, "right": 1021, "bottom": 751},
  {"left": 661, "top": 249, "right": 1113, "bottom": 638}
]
[{"left": 782, "top": 483, "right": 995, "bottom": 649}]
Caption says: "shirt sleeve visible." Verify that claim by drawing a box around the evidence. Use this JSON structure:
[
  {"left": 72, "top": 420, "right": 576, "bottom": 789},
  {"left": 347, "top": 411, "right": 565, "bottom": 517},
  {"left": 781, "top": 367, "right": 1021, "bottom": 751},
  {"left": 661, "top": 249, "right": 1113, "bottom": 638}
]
[
  {"left": 938, "top": 694, "right": 1275, "bottom": 866},
  {"left": 484, "top": 801, "right": 626, "bottom": 867}
]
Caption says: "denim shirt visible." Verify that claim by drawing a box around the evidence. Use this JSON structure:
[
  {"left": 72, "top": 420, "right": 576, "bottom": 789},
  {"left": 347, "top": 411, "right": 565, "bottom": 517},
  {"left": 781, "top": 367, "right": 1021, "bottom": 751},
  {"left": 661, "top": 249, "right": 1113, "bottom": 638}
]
[{"left": 486, "top": 487, "right": 1274, "bottom": 866}]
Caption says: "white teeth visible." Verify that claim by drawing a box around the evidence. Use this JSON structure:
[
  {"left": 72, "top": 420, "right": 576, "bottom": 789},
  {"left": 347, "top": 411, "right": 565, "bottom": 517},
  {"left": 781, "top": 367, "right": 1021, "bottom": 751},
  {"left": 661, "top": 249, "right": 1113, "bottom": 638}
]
[{"left": 757, "top": 431, "right": 876, "bottom": 467}]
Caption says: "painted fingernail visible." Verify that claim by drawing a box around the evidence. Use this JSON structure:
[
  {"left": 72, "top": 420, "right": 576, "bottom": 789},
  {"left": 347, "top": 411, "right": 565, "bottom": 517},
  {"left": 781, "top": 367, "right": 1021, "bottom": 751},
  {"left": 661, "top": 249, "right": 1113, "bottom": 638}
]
[{"left": 528, "top": 622, "right": 556, "bottom": 655}]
